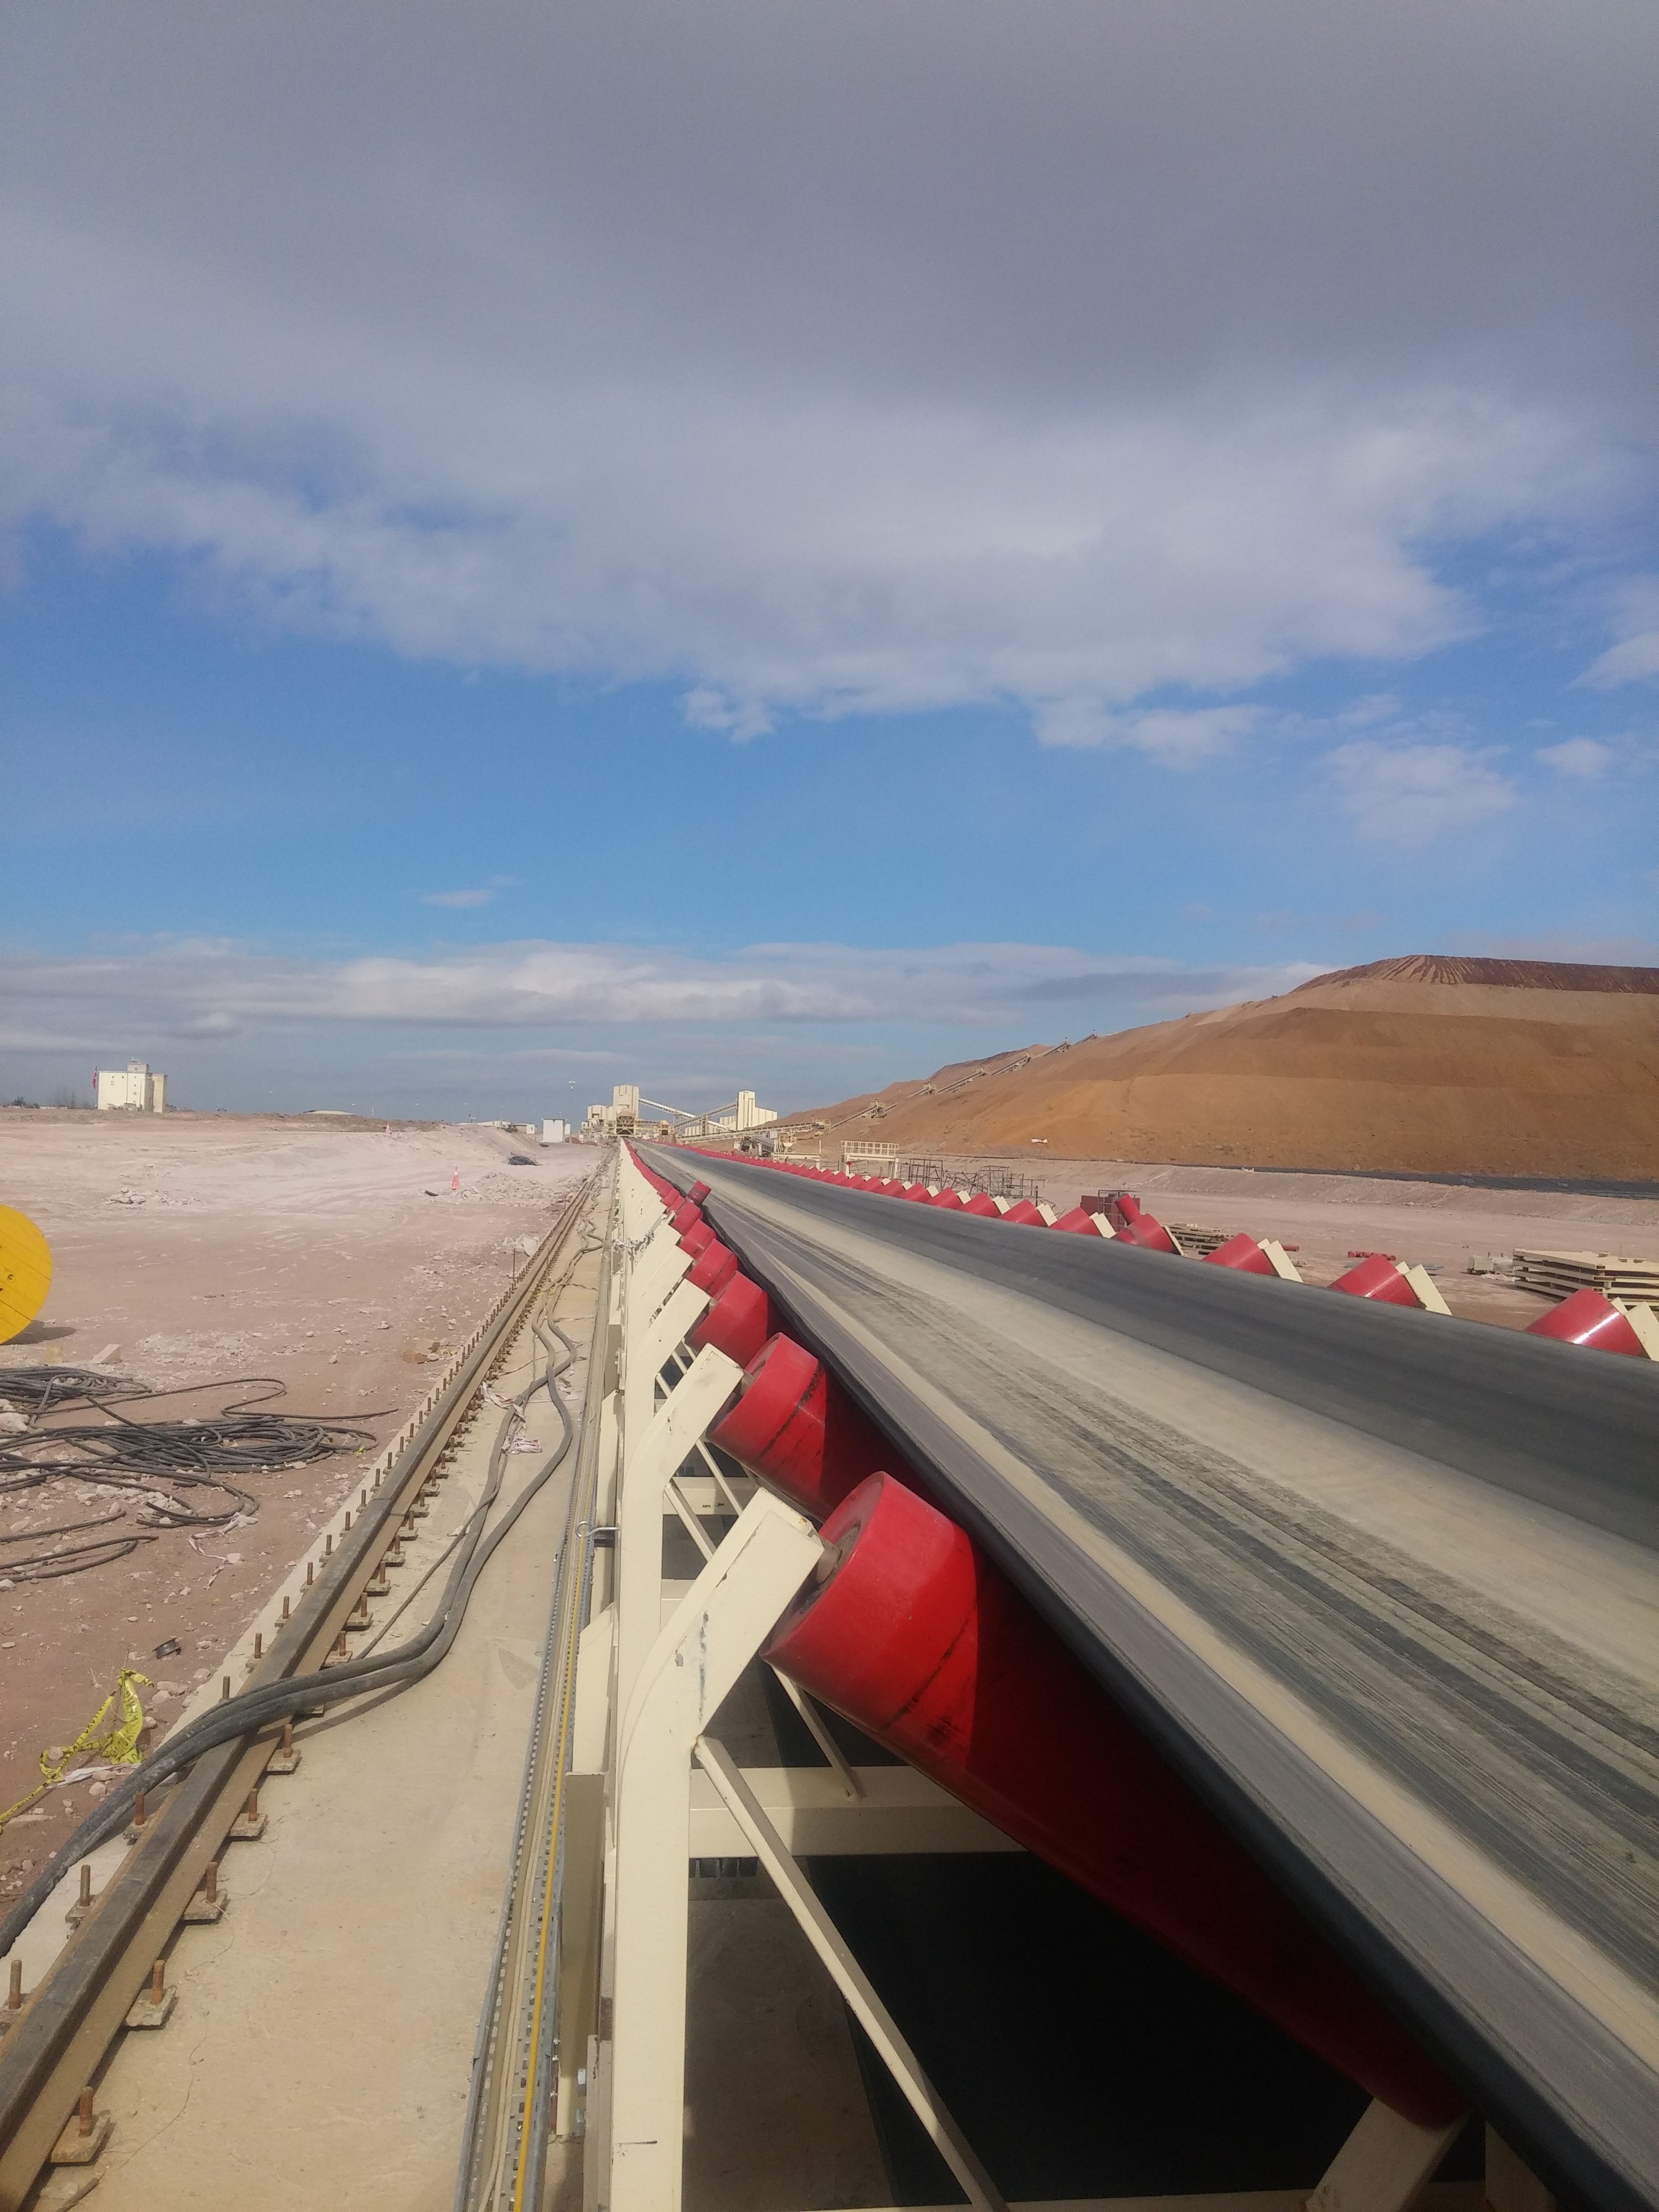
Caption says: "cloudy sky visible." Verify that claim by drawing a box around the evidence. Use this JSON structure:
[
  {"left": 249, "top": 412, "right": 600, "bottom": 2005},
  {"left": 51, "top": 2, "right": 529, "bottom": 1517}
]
[{"left": 3, "top": 1, "right": 1656, "bottom": 1116}]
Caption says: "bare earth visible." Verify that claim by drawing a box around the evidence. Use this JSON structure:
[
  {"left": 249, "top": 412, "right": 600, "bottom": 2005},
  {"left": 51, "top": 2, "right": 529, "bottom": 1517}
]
[
  {"left": 0, "top": 1110, "right": 590, "bottom": 1901},
  {"left": 786, "top": 958, "right": 1659, "bottom": 1180}
]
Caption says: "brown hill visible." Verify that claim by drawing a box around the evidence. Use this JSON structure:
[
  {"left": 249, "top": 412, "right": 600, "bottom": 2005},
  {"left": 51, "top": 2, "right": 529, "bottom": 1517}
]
[{"left": 787, "top": 957, "right": 1659, "bottom": 1179}]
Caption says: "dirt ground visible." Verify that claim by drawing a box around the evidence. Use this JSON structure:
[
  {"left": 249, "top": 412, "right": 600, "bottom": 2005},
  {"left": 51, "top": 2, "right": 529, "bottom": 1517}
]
[
  {"left": 0, "top": 1109, "right": 591, "bottom": 1901},
  {"left": 788, "top": 960, "right": 1659, "bottom": 1181}
]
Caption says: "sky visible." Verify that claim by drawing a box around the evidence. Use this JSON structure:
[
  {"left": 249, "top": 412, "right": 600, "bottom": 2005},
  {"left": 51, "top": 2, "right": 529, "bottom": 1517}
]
[{"left": 3, "top": 1, "right": 1657, "bottom": 1119}]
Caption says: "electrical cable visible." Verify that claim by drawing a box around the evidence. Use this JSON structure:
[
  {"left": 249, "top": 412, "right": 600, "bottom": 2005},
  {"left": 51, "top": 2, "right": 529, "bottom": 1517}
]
[
  {"left": 0, "top": 1378, "right": 385, "bottom": 1528},
  {"left": 0, "top": 1367, "right": 148, "bottom": 1412},
  {"left": 0, "top": 1276, "right": 592, "bottom": 1964},
  {"left": 0, "top": 1506, "right": 127, "bottom": 1545},
  {"left": 0, "top": 1532, "right": 157, "bottom": 1583}
]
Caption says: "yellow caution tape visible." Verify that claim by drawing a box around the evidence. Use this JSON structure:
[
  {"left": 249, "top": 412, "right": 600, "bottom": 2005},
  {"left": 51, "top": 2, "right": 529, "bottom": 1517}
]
[{"left": 0, "top": 1670, "right": 150, "bottom": 1834}]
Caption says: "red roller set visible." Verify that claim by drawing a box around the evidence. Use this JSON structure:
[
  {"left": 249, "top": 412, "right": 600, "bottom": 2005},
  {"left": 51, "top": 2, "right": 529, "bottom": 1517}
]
[
  {"left": 1524, "top": 1285, "right": 1649, "bottom": 1356},
  {"left": 1204, "top": 1231, "right": 1278, "bottom": 1276},
  {"left": 630, "top": 1147, "right": 1465, "bottom": 2126}
]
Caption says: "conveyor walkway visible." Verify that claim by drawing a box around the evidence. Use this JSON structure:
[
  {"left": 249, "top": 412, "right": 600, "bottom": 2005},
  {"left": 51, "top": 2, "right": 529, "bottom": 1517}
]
[{"left": 641, "top": 1147, "right": 1659, "bottom": 2212}]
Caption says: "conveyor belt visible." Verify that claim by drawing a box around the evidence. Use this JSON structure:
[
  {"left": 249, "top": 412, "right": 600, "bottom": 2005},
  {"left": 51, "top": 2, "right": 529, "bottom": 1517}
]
[{"left": 641, "top": 1147, "right": 1659, "bottom": 2212}]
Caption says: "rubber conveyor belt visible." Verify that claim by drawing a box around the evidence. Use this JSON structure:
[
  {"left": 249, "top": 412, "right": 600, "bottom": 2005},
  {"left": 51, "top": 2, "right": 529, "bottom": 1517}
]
[{"left": 640, "top": 1147, "right": 1659, "bottom": 2212}]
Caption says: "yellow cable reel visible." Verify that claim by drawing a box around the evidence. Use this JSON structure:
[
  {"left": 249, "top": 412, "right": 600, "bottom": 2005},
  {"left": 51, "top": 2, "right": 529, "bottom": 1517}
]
[{"left": 0, "top": 1204, "right": 52, "bottom": 1344}]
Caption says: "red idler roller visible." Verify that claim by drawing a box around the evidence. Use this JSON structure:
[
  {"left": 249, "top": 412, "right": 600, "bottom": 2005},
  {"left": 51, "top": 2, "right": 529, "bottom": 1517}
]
[
  {"left": 1051, "top": 1205, "right": 1111, "bottom": 1237},
  {"left": 1329, "top": 1254, "right": 1418, "bottom": 1307},
  {"left": 767, "top": 1473, "right": 1462, "bottom": 2127},
  {"left": 929, "top": 1188, "right": 966, "bottom": 1210},
  {"left": 898, "top": 1183, "right": 934, "bottom": 1202},
  {"left": 680, "top": 1220, "right": 717, "bottom": 1260},
  {"left": 688, "top": 1179, "right": 711, "bottom": 1204},
  {"left": 669, "top": 1199, "right": 703, "bottom": 1235},
  {"left": 876, "top": 1179, "right": 906, "bottom": 1196},
  {"left": 1118, "top": 1213, "right": 1179, "bottom": 1254},
  {"left": 1116, "top": 1192, "right": 1143, "bottom": 1221},
  {"left": 1001, "top": 1199, "right": 1046, "bottom": 1227},
  {"left": 1204, "top": 1233, "right": 1276, "bottom": 1277},
  {"left": 1526, "top": 1287, "right": 1647, "bottom": 1357},
  {"left": 688, "top": 1274, "right": 778, "bottom": 1368},
  {"left": 686, "top": 1240, "right": 740, "bottom": 1297},
  {"left": 708, "top": 1335, "right": 914, "bottom": 1519},
  {"left": 962, "top": 1193, "right": 1002, "bottom": 1218}
]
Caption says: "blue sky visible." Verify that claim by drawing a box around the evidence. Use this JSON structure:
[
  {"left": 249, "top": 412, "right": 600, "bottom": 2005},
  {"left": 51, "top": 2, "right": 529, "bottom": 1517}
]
[{"left": 3, "top": 3, "right": 1657, "bottom": 1118}]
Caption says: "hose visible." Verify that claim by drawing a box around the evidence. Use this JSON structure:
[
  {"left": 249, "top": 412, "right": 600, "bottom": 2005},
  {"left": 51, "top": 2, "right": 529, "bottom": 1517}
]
[{"left": 0, "top": 1302, "right": 586, "bottom": 1964}]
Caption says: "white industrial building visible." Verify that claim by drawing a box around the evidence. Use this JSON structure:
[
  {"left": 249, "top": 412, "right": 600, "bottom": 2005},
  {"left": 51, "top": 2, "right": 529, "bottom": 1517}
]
[
  {"left": 541, "top": 1118, "right": 571, "bottom": 1145},
  {"left": 95, "top": 1061, "right": 166, "bottom": 1113},
  {"left": 709, "top": 1091, "right": 777, "bottom": 1134},
  {"left": 583, "top": 1082, "right": 776, "bottom": 1141}
]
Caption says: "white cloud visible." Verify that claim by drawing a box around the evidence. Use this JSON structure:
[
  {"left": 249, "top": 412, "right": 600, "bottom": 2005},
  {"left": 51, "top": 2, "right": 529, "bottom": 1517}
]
[
  {"left": 1580, "top": 577, "right": 1659, "bottom": 689},
  {"left": 681, "top": 689, "right": 775, "bottom": 742},
  {"left": 421, "top": 876, "right": 513, "bottom": 909},
  {"left": 0, "top": 937, "right": 1318, "bottom": 1052},
  {"left": 1, "top": 5, "right": 1646, "bottom": 745},
  {"left": 1536, "top": 736, "right": 1615, "bottom": 778},
  {"left": 3, "top": 353, "right": 1566, "bottom": 731},
  {"left": 1327, "top": 741, "right": 1518, "bottom": 846},
  {"left": 1035, "top": 702, "right": 1263, "bottom": 765}
]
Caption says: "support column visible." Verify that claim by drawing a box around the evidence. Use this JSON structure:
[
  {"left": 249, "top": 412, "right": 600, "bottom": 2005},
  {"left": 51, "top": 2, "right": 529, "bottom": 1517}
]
[
  {"left": 614, "top": 1346, "right": 743, "bottom": 1737},
  {"left": 606, "top": 1493, "right": 823, "bottom": 2212},
  {"left": 1306, "top": 2098, "right": 1465, "bottom": 2212}
]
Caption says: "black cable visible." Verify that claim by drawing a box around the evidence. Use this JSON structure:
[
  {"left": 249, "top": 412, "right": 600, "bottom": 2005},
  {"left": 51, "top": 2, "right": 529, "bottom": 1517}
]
[
  {"left": 0, "top": 1300, "right": 586, "bottom": 1962},
  {"left": 0, "top": 1385, "right": 383, "bottom": 1526},
  {"left": 0, "top": 1506, "right": 126, "bottom": 1544},
  {"left": 0, "top": 1367, "right": 148, "bottom": 1412},
  {"left": 0, "top": 1533, "right": 157, "bottom": 1581}
]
